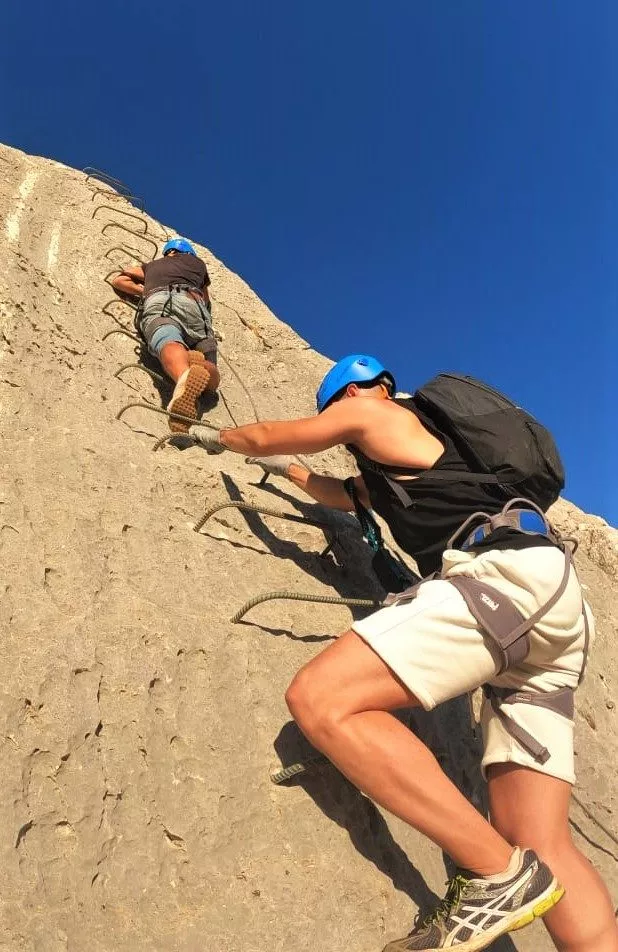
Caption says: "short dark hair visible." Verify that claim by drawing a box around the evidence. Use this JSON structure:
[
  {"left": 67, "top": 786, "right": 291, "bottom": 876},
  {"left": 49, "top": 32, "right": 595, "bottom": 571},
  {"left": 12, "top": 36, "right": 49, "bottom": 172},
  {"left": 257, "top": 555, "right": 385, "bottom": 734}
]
[
  {"left": 355, "top": 375, "right": 394, "bottom": 396},
  {"left": 329, "top": 374, "right": 394, "bottom": 407}
]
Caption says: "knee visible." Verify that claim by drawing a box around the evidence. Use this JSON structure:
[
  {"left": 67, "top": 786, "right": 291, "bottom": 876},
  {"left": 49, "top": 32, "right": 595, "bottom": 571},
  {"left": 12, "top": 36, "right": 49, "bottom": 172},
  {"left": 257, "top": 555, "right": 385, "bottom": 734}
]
[
  {"left": 493, "top": 815, "right": 571, "bottom": 863},
  {"left": 285, "top": 667, "right": 341, "bottom": 745}
]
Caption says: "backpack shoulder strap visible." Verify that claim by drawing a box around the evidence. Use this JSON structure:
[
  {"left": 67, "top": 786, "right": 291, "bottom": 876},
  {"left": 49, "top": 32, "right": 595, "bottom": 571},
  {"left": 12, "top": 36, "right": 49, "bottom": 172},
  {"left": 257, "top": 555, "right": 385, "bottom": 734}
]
[{"left": 343, "top": 477, "right": 383, "bottom": 551}]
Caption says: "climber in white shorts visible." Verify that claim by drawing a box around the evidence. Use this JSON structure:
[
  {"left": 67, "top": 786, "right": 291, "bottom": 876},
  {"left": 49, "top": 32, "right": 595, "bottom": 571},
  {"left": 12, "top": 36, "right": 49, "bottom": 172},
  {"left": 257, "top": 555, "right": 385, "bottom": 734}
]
[{"left": 187, "top": 355, "right": 618, "bottom": 952}]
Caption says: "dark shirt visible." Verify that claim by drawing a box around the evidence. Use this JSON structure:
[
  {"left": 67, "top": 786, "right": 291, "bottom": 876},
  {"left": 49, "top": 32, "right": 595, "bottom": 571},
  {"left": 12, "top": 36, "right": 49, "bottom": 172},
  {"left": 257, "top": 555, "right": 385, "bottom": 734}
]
[
  {"left": 350, "top": 399, "right": 553, "bottom": 577},
  {"left": 142, "top": 254, "right": 210, "bottom": 298}
]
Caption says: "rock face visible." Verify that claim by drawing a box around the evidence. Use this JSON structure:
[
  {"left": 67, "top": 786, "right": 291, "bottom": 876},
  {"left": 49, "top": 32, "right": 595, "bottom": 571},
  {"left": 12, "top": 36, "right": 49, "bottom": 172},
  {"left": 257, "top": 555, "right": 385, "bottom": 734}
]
[{"left": 0, "top": 141, "right": 615, "bottom": 952}]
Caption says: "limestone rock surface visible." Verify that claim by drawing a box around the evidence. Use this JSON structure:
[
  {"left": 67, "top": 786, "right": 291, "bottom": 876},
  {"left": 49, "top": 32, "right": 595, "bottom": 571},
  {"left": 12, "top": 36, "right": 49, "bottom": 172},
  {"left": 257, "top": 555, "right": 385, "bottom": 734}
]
[{"left": 0, "top": 142, "right": 615, "bottom": 952}]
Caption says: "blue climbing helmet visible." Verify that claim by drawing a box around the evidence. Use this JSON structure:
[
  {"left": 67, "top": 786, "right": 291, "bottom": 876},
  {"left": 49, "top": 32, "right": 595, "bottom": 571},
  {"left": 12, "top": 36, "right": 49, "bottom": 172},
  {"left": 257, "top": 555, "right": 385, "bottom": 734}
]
[
  {"left": 316, "top": 354, "right": 396, "bottom": 413},
  {"left": 162, "top": 237, "right": 196, "bottom": 256}
]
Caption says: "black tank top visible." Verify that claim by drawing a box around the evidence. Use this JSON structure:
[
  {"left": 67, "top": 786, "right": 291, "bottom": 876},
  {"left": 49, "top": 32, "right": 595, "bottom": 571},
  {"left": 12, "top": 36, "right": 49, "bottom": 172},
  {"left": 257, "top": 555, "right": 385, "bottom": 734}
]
[
  {"left": 142, "top": 255, "right": 209, "bottom": 297},
  {"left": 349, "top": 399, "right": 552, "bottom": 577}
]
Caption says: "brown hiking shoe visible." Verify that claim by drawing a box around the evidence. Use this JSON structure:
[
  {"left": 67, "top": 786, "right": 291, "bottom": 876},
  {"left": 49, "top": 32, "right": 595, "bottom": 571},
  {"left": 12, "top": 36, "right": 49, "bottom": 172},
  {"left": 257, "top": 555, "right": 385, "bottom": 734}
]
[
  {"left": 382, "top": 848, "right": 564, "bottom": 951},
  {"left": 187, "top": 350, "right": 206, "bottom": 365},
  {"left": 167, "top": 365, "right": 211, "bottom": 433}
]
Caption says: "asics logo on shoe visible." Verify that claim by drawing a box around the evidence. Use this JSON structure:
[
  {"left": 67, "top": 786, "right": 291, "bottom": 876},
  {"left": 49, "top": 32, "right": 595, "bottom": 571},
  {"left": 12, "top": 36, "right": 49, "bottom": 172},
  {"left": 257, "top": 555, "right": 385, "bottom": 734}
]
[
  {"left": 480, "top": 592, "right": 500, "bottom": 612},
  {"left": 448, "top": 863, "right": 537, "bottom": 939}
]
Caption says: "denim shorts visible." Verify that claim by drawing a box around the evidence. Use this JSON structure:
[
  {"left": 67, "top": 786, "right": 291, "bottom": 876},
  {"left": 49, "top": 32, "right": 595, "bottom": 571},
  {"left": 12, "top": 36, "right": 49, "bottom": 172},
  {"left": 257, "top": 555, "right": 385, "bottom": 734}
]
[
  {"left": 148, "top": 324, "right": 185, "bottom": 356},
  {"left": 140, "top": 290, "right": 217, "bottom": 362}
]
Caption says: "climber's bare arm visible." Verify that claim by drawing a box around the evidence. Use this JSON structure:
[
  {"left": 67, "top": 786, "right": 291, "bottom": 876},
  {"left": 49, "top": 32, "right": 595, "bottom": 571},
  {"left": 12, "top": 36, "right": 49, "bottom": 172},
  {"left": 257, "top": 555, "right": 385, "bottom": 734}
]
[
  {"left": 218, "top": 396, "right": 440, "bottom": 473},
  {"left": 111, "top": 266, "right": 145, "bottom": 298},
  {"left": 219, "top": 400, "right": 367, "bottom": 457},
  {"left": 287, "top": 467, "right": 369, "bottom": 511}
]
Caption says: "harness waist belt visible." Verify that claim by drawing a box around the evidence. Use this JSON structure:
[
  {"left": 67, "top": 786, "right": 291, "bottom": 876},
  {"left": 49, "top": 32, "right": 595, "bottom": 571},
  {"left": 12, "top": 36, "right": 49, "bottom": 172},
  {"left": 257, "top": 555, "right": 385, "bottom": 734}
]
[{"left": 145, "top": 284, "right": 205, "bottom": 301}]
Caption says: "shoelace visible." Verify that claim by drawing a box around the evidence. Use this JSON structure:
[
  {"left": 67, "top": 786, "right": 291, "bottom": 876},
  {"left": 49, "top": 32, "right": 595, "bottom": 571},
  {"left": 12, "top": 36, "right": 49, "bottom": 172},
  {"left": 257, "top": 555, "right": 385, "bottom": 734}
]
[{"left": 422, "top": 873, "right": 471, "bottom": 927}]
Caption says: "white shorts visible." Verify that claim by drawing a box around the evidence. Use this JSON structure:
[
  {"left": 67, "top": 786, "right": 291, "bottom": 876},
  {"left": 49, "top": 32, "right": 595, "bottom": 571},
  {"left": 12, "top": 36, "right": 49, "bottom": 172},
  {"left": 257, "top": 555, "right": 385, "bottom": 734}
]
[{"left": 352, "top": 545, "right": 593, "bottom": 784}]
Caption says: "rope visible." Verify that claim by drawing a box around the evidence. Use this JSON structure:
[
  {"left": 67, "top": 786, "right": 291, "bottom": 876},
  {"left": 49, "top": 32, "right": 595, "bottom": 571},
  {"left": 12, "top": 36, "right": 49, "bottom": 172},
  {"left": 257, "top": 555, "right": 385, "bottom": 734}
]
[
  {"left": 194, "top": 500, "right": 333, "bottom": 535},
  {"left": 218, "top": 347, "right": 260, "bottom": 423},
  {"left": 231, "top": 590, "right": 379, "bottom": 624},
  {"left": 218, "top": 387, "right": 240, "bottom": 427},
  {"left": 571, "top": 792, "right": 618, "bottom": 848},
  {"left": 215, "top": 347, "right": 311, "bottom": 470}
]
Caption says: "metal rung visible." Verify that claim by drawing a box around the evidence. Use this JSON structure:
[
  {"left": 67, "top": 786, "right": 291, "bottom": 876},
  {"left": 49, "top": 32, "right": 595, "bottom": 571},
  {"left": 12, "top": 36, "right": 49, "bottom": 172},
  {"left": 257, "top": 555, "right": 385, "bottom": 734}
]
[
  {"left": 103, "top": 328, "right": 141, "bottom": 343},
  {"left": 104, "top": 268, "right": 123, "bottom": 288},
  {"left": 102, "top": 299, "right": 137, "bottom": 319},
  {"left": 93, "top": 205, "right": 148, "bottom": 232},
  {"left": 84, "top": 167, "right": 132, "bottom": 195},
  {"left": 231, "top": 591, "right": 379, "bottom": 624},
  {"left": 114, "top": 363, "right": 166, "bottom": 385},
  {"left": 101, "top": 309, "right": 134, "bottom": 332},
  {"left": 194, "top": 500, "right": 336, "bottom": 551},
  {"left": 104, "top": 245, "right": 146, "bottom": 266},
  {"left": 270, "top": 754, "right": 329, "bottom": 784},
  {"left": 115, "top": 401, "right": 218, "bottom": 430},
  {"left": 101, "top": 223, "right": 158, "bottom": 259},
  {"left": 90, "top": 188, "right": 145, "bottom": 211}
]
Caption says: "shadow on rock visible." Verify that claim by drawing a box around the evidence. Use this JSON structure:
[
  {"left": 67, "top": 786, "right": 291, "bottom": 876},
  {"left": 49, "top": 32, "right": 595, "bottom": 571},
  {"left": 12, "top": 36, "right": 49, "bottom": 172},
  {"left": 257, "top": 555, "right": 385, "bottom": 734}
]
[
  {"left": 273, "top": 719, "right": 440, "bottom": 916},
  {"left": 236, "top": 619, "right": 335, "bottom": 644},
  {"left": 215, "top": 473, "right": 384, "bottom": 624},
  {"left": 273, "top": 705, "right": 519, "bottom": 952}
]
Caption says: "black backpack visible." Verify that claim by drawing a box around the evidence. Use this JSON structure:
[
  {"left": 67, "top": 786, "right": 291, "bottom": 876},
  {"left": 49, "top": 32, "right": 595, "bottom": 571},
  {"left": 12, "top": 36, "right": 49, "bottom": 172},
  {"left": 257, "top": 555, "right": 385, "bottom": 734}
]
[{"left": 412, "top": 373, "right": 565, "bottom": 511}]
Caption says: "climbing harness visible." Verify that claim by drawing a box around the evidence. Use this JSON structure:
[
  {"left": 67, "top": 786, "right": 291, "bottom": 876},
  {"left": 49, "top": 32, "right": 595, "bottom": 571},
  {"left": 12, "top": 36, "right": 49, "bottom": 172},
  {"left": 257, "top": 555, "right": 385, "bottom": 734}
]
[{"left": 388, "top": 497, "right": 588, "bottom": 766}]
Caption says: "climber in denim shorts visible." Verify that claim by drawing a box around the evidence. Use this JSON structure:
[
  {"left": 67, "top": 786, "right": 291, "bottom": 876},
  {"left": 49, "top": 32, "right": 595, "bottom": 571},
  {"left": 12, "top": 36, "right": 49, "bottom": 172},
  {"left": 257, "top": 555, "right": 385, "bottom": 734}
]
[{"left": 111, "top": 237, "right": 219, "bottom": 432}]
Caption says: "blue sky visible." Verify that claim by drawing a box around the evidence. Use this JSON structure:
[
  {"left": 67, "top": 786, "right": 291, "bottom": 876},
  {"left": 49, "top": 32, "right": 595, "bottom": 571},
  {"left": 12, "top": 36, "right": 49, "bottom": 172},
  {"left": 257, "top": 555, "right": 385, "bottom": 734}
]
[{"left": 3, "top": 1, "right": 617, "bottom": 524}]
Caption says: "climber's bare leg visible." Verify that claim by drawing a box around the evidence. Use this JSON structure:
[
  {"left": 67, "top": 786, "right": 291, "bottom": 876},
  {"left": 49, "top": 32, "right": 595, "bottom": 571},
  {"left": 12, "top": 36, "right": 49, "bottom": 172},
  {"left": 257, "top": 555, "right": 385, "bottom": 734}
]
[
  {"left": 488, "top": 764, "right": 618, "bottom": 952},
  {"left": 159, "top": 341, "right": 190, "bottom": 382},
  {"left": 286, "top": 629, "right": 513, "bottom": 874}
]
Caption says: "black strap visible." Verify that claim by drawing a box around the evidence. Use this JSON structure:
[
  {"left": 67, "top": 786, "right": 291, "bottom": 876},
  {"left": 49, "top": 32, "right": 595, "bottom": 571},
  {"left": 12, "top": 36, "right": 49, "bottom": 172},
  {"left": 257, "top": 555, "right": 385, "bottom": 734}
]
[
  {"left": 344, "top": 477, "right": 383, "bottom": 552},
  {"left": 344, "top": 478, "right": 418, "bottom": 593}
]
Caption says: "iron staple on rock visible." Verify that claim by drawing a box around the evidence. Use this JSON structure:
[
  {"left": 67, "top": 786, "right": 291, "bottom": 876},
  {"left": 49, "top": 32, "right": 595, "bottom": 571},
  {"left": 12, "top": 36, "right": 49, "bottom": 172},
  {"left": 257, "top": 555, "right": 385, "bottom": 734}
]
[
  {"left": 230, "top": 590, "right": 380, "bottom": 625},
  {"left": 194, "top": 500, "right": 340, "bottom": 557}
]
